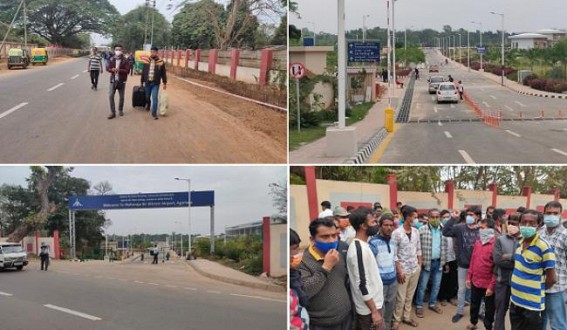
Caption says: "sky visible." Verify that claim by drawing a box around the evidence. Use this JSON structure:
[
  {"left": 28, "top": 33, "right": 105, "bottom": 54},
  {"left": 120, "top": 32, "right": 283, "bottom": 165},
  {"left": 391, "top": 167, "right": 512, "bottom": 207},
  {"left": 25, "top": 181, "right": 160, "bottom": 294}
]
[
  {"left": 0, "top": 166, "right": 286, "bottom": 236},
  {"left": 290, "top": 0, "right": 567, "bottom": 35}
]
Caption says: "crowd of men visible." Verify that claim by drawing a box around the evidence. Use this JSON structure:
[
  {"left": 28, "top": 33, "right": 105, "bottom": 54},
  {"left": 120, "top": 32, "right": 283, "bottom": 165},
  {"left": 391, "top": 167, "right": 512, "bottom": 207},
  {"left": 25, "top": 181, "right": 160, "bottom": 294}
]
[{"left": 290, "top": 200, "right": 567, "bottom": 330}]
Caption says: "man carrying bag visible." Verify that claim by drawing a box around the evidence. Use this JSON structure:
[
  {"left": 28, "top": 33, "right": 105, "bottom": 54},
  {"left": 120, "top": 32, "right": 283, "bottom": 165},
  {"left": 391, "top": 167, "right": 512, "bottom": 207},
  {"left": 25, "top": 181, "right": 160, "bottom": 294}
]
[{"left": 107, "top": 44, "right": 131, "bottom": 119}]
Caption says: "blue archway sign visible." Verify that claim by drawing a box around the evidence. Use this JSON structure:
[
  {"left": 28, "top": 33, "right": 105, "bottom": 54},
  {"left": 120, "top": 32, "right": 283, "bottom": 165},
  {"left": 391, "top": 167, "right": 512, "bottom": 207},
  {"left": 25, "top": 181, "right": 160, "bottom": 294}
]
[{"left": 68, "top": 191, "right": 214, "bottom": 210}]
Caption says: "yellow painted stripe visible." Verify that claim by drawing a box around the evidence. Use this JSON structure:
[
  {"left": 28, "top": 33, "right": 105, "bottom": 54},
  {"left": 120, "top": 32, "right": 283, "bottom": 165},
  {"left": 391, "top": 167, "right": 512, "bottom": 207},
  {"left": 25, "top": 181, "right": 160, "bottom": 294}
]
[{"left": 369, "top": 123, "right": 400, "bottom": 163}]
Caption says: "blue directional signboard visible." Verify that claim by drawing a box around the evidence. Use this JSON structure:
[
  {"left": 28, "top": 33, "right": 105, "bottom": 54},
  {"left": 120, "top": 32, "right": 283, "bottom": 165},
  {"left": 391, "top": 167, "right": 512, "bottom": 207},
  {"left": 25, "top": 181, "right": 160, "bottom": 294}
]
[
  {"left": 348, "top": 42, "right": 381, "bottom": 63},
  {"left": 68, "top": 191, "right": 215, "bottom": 210},
  {"left": 477, "top": 47, "right": 486, "bottom": 54},
  {"left": 303, "top": 37, "right": 314, "bottom": 47}
]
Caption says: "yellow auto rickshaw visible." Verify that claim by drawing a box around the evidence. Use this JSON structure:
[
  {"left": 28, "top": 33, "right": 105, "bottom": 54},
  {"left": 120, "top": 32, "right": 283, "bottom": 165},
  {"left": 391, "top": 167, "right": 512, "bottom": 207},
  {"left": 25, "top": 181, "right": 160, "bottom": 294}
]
[
  {"left": 31, "top": 47, "right": 48, "bottom": 65},
  {"left": 7, "top": 48, "right": 30, "bottom": 69},
  {"left": 134, "top": 50, "right": 151, "bottom": 74}
]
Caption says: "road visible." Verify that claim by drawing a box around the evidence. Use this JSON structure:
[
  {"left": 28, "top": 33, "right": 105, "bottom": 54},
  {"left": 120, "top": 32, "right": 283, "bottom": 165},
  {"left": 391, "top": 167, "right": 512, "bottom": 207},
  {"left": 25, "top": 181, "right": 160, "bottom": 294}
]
[
  {"left": 373, "top": 49, "right": 567, "bottom": 164},
  {"left": 0, "top": 259, "right": 285, "bottom": 329},
  {"left": 0, "top": 57, "right": 286, "bottom": 163}
]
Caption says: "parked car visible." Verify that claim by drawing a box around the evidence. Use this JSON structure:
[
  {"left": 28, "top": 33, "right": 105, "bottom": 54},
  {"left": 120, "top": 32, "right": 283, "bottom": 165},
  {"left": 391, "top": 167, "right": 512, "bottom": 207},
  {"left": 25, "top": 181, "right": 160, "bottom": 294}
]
[
  {"left": 7, "top": 48, "right": 30, "bottom": 69},
  {"left": 0, "top": 242, "right": 28, "bottom": 271},
  {"left": 428, "top": 75, "right": 445, "bottom": 94},
  {"left": 429, "top": 64, "right": 439, "bottom": 72},
  {"left": 436, "top": 82, "right": 459, "bottom": 103}
]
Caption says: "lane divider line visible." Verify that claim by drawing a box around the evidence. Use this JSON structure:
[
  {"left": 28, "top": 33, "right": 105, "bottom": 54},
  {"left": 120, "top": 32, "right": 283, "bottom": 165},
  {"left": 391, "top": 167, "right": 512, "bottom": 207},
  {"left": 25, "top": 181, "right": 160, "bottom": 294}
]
[
  {"left": 147, "top": 282, "right": 159, "bottom": 286},
  {"left": 505, "top": 105, "right": 514, "bottom": 112},
  {"left": 134, "top": 281, "right": 145, "bottom": 284},
  {"left": 482, "top": 101, "right": 491, "bottom": 108},
  {"left": 458, "top": 150, "right": 476, "bottom": 164},
  {"left": 444, "top": 131, "right": 453, "bottom": 138},
  {"left": 0, "top": 291, "right": 14, "bottom": 296},
  {"left": 184, "top": 287, "right": 197, "bottom": 291},
  {"left": 0, "top": 102, "right": 28, "bottom": 120},
  {"left": 47, "top": 83, "right": 64, "bottom": 92},
  {"left": 229, "top": 293, "right": 286, "bottom": 303},
  {"left": 437, "top": 121, "right": 443, "bottom": 126},
  {"left": 505, "top": 130, "right": 521, "bottom": 137},
  {"left": 552, "top": 148, "right": 567, "bottom": 157},
  {"left": 44, "top": 304, "right": 102, "bottom": 321},
  {"left": 515, "top": 101, "right": 527, "bottom": 108},
  {"left": 82, "top": 70, "right": 88, "bottom": 73},
  {"left": 489, "top": 95, "right": 497, "bottom": 100},
  {"left": 70, "top": 74, "right": 80, "bottom": 80}
]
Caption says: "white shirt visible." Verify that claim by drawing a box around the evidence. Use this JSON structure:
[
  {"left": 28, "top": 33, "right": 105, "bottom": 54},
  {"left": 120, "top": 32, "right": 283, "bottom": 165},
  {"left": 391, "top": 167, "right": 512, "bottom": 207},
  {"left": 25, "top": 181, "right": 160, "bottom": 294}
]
[
  {"left": 115, "top": 57, "right": 121, "bottom": 81},
  {"left": 340, "top": 226, "right": 356, "bottom": 246},
  {"left": 347, "top": 238, "right": 384, "bottom": 315},
  {"left": 318, "top": 209, "right": 333, "bottom": 218}
]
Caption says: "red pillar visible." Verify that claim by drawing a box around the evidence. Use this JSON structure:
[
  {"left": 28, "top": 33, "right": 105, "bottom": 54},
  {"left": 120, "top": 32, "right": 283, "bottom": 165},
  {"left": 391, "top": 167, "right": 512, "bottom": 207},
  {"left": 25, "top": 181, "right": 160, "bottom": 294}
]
[
  {"left": 208, "top": 49, "right": 218, "bottom": 74},
  {"left": 387, "top": 174, "right": 398, "bottom": 212},
  {"left": 171, "top": 49, "right": 175, "bottom": 63},
  {"left": 259, "top": 48, "right": 273, "bottom": 86},
  {"left": 177, "top": 50, "right": 182, "bottom": 67},
  {"left": 185, "top": 49, "right": 191, "bottom": 68},
  {"left": 262, "top": 216, "right": 270, "bottom": 276},
  {"left": 445, "top": 180, "right": 455, "bottom": 210},
  {"left": 53, "top": 230, "right": 60, "bottom": 260},
  {"left": 35, "top": 230, "right": 40, "bottom": 255},
  {"left": 305, "top": 166, "right": 319, "bottom": 222},
  {"left": 523, "top": 186, "right": 532, "bottom": 209},
  {"left": 194, "top": 49, "right": 201, "bottom": 70},
  {"left": 488, "top": 183, "right": 498, "bottom": 207},
  {"left": 230, "top": 49, "right": 240, "bottom": 80},
  {"left": 552, "top": 188, "right": 561, "bottom": 202}
]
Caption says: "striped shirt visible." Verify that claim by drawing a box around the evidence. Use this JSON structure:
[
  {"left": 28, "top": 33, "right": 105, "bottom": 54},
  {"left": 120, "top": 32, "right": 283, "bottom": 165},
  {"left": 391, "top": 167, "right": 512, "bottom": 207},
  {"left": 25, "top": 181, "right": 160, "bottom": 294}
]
[
  {"left": 510, "top": 233, "right": 556, "bottom": 311},
  {"left": 368, "top": 234, "right": 397, "bottom": 285},
  {"left": 89, "top": 55, "right": 102, "bottom": 71},
  {"left": 418, "top": 224, "right": 447, "bottom": 271},
  {"left": 539, "top": 225, "right": 567, "bottom": 293}
]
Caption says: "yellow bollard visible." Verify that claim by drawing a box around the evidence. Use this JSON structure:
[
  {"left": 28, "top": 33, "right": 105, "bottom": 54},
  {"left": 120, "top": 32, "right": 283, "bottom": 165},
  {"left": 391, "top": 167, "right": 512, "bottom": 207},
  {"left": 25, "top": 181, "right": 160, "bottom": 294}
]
[{"left": 385, "top": 107, "right": 394, "bottom": 132}]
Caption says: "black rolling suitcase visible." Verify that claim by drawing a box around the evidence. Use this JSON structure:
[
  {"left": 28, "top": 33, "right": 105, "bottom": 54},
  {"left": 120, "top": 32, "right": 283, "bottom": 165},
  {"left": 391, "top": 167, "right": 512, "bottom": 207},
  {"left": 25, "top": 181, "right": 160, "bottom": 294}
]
[{"left": 132, "top": 85, "right": 146, "bottom": 107}]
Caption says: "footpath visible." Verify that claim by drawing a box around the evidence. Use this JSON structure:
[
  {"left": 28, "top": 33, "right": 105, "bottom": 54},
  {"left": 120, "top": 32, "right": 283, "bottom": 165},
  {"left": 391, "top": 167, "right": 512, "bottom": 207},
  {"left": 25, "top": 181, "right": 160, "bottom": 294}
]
[{"left": 290, "top": 83, "right": 407, "bottom": 164}]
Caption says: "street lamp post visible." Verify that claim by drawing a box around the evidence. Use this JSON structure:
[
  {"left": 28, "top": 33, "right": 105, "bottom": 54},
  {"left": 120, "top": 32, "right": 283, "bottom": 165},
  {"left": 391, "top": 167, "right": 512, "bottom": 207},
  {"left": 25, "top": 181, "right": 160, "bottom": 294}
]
[
  {"left": 490, "top": 11, "right": 505, "bottom": 86},
  {"left": 456, "top": 33, "right": 462, "bottom": 63},
  {"left": 175, "top": 178, "right": 192, "bottom": 258},
  {"left": 386, "top": 0, "right": 392, "bottom": 107},
  {"left": 471, "top": 21, "right": 483, "bottom": 71},
  {"left": 363, "top": 15, "right": 370, "bottom": 42},
  {"left": 467, "top": 29, "right": 471, "bottom": 72},
  {"left": 392, "top": 0, "right": 397, "bottom": 89}
]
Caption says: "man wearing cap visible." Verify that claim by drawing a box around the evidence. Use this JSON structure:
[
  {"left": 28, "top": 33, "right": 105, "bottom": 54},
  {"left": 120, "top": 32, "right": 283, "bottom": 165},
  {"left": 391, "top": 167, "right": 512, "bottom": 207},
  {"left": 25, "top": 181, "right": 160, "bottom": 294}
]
[
  {"left": 334, "top": 206, "right": 355, "bottom": 246},
  {"left": 141, "top": 46, "right": 167, "bottom": 120},
  {"left": 319, "top": 201, "right": 333, "bottom": 218}
]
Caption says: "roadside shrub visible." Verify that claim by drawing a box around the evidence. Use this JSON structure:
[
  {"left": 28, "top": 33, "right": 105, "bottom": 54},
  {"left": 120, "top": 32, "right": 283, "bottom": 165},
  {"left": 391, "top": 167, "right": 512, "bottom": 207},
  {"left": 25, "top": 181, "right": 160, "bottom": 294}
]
[
  {"left": 545, "top": 80, "right": 558, "bottom": 93},
  {"left": 529, "top": 79, "right": 547, "bottom": 91},
  {"left": 523, "top": 74, "right": 538, "bottom": 86}
]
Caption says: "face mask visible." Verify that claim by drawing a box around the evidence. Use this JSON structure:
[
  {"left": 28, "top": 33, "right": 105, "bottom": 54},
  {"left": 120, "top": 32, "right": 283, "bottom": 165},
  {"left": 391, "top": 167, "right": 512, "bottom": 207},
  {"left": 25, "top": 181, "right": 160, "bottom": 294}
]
[
  {"left": 429, "top": 219, "right": 440, "bottom": 228},
  {"left": 507, "top": 225, "right": 519, "bottom": 236},
  {"left": 466, "top": 216, "right": 475, "bottom": 225},
  {"left": 413, "top": 219, "right": 423, "bottom": 229},
  {"left": 290, "top": 252, "right": 303, "bottom": 269},
  {"left": 314, "top": 240, "right": 338, "bottom": 254},
  {"left": 366, "top": 224, "right": 380, "bottom": 237},
  {"left": 339, "top": 219, "right": 351, "bottom": 229},
  {"left": 544, "top": 215, "right": 560, "bottom": 228},
  {"left": 519, "top": 226, "right": 536, "bottom": 239},
  {"left": 115, "top": 50, "right": 122, "bottom": 56},
  {"left": 479, "top": 228, "right": 495, "bottom": 244},
  {"left": 442, "top": 218, "right": 450, "bottom": 226}
]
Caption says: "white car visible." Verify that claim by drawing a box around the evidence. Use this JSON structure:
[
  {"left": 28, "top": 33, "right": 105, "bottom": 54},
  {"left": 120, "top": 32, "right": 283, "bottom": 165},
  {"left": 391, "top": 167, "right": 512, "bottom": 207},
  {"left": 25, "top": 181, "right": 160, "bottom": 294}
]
[
  {"left": 0, "top": 242, "right": 28, "bottom": 271},
  {"left": 436, "top": 82, "right": 459, "bottom": 104}
]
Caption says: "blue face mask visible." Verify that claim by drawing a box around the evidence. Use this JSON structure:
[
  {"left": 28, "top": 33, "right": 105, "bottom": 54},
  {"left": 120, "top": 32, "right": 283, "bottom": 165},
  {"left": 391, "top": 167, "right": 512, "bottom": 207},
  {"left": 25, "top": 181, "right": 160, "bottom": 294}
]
[
  {"left": 412, "top": 219, "right": 424, "bottom": 229},
  {"left": 466, "top": 216, "right": 475, "bottom": 225},
  {"left": 520, "top": 226, "right": 536, "bottom": 239},
  {"left": 442, "top": 218, "right": 450, "bottom": 226},
  {"left": 544, "top": 215, "right": 560, "bottom": 228},
  {"left": 314, "top": 240, "right": 338, "bottom": 254}
]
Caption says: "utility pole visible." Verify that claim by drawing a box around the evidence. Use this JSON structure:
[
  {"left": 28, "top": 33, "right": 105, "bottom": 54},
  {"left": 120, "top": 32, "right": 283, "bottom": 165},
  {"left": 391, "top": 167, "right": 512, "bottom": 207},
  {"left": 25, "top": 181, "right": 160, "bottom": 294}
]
[
  {"left": 143, "top": 0, "right": 150, "bottom": 46},
  {"left": 0, "top": 0, "right": 24, "bottom": 55},
  {"left": 23, "top": 0, "right": 27, "bottom": 48},
  {"left": 150, "top": 0, "right": 156, "bottom": 46}
]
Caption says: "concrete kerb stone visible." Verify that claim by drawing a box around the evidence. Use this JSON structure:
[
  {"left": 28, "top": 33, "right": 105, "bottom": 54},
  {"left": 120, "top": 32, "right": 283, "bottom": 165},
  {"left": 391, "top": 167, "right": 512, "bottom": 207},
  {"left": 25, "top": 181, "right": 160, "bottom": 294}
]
[{"left": 186, "top": 260, "right": 284, "bottom": 293}]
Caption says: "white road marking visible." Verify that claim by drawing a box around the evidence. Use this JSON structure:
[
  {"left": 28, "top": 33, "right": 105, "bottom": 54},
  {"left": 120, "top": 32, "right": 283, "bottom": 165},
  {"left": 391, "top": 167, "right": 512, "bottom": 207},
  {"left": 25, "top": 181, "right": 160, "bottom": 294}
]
[
  {"left": 0, "top": 291, "right": 13, "bottom": 296},
  {"left": 505, "top": 105, "right": 514, "bottom": 112},
  {"left": 450, "top": 104, "right": 455, "bottom": 109},
  {"left": 184, "top": 287, "right": 197, "bottom": 291},
  {"left": 44, "top": 304, "right": 102, "bottom": 321},
  {"left": 505, "top": 130, "right": 521, "bottom": 137},
  {"left": 229, "top": 294, "right": 286, "bottom": 303},
  {"left": 515, "top": 101, "right": 527, "bottom": 107},
  {"left": 438, "top": 121, "right": 443, "bottom": 126},
  {"left": 147, "top": 282, "right": 159, "bottom": 286},
  {"left": 82, "top": 70, "right": 88, "bottom": 73},
  {"left": 47, "top": 83, "right": 64, "bottom": 92},
  {"left": 444, "top": 131, "right": 453, "bottom": 138},
  {"left": 489, "top": 95, "right": 496, "bottom": 100},
  {"left": 207, "top": 290, "right": 221, "bottom": 294},
  {"left": 70, "top": 74, "right": 79, "bottom": 80},
  {"left": 552, "top": 148, "right": 567, "bottom": 157},
  {"left": 458, "top": 150, "right": 476, "bottom": 164},
  {"left": 434, "top": 106, "right": 438, "bottom": 113},
  {"left": 0, "top": 102, "right": 28, "bottom": 120},
  {"left": 482, "top": 101, "right": 491, "bottom": 108},
  {"left": 134, "top": 280, "right": 145, "bottom": 284}
]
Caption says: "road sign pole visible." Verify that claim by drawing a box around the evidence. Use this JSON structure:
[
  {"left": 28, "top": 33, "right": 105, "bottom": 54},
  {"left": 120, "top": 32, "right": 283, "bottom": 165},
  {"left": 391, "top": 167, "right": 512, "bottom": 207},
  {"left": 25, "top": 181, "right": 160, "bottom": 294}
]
[
  {"left": 296, "top": 78, "right": 301, "bottom": 132},
  {"left": 337, "top": 0, "right": 346, "bottom": 128}
]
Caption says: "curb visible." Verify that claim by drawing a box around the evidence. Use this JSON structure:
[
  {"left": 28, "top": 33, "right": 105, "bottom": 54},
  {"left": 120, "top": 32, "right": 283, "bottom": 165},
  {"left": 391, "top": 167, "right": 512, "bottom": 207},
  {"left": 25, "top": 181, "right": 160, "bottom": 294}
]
[
  {"left": 186, "top": 260, "right": 284, "bottom": 293},
  {"left": 346, "top": 128, "right": 388, "bottom": 164}
]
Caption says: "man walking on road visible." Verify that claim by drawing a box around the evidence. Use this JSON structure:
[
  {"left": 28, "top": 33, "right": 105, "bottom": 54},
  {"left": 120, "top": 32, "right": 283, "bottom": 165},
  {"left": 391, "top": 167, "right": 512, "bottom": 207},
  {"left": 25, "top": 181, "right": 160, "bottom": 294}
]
[
  {"left": 39, "top": 242, "right": 49, "bottom": 271},
  {"left": 152, "top": 245, "right": 159, "bottom": 264},
  {"left": 88, "top": 47, "right": 103, "bottom": 90},
  {"left": 107, "top": 44, "right": 131, "bottom": 119},
  {"left": 141, "top": 46, "right": 167, "bottom": 120}
]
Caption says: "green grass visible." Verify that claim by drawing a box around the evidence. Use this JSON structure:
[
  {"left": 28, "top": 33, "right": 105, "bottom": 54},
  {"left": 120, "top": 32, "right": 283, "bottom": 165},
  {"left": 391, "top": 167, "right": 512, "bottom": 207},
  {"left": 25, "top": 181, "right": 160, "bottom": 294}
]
[{"left": 289, "top": 102, "right": 375, "bottom": 151}]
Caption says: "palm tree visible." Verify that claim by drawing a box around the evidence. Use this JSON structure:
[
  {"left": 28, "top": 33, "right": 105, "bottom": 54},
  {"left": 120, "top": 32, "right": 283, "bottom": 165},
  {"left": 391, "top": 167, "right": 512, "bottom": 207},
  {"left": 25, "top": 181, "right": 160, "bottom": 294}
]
[
  {"left": 524, "top": 48, "right": 541, "bottom": 72},
  {"left": 553, "top": 40, "right": 567, "bottom": 81}
]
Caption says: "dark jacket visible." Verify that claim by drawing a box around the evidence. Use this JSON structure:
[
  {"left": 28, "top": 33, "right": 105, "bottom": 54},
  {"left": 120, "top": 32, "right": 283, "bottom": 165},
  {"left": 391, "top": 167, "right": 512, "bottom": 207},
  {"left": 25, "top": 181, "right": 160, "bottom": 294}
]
[
  {"left": 442, "top": 217, "right": 479, "bottom": 268},
  {"left": 107, "top": 55, "right": 130, "bottom": 82},
  {"left": 290, "top": 268, "right": 309, "bottom": 308},
  {"left": 141, "top": 56, "right": 167, "bottom": 85},
  {"left": 493, "top": 234, "right": 518, "bottom": 284}
]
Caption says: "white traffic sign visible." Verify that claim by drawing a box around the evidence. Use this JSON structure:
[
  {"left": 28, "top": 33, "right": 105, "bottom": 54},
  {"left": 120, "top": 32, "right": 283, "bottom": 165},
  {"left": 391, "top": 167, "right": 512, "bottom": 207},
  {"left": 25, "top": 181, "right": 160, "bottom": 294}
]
[{"left": 289, "top": 63, "right": 305, "bottom": 79}]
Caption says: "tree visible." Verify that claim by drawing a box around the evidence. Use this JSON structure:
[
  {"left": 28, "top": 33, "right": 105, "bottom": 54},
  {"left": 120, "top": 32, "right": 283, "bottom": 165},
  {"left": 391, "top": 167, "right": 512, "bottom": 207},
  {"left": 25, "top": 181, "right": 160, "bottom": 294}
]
[
  {"left": 93, "top": 181, "right": 113, "bottom": 195},
  {"left": 269, "top": 180, "right": 286, "bottom": 216},
  {"left": 523, "top": 48, "right": 541, "bottom": 71},
  {"left": 112, "top": 5, "right": 170, "bottom": 51},
  {"left": 24, "top": 0, "right": 120, "bottom": 47}
]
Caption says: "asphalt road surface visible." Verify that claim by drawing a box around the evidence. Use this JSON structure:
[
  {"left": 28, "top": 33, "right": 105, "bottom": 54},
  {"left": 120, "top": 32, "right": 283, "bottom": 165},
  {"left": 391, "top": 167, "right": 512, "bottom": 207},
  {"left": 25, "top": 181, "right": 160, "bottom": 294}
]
[
  {"left": 0, "top": 57, "right": 286, "bottom": 163},
  {"left": 374, "top": 49, "right": 567, "bottom": 164},
  {"left": 0, "top": 260, "right": 285, "bottom": 329}
]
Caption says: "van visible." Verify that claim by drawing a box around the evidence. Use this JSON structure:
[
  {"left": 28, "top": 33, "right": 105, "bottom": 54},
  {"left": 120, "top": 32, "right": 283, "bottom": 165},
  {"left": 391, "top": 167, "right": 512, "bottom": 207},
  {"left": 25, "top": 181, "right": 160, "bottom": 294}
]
[{"left": 0, "top": 242, "right": 29, "bottom": 271}]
